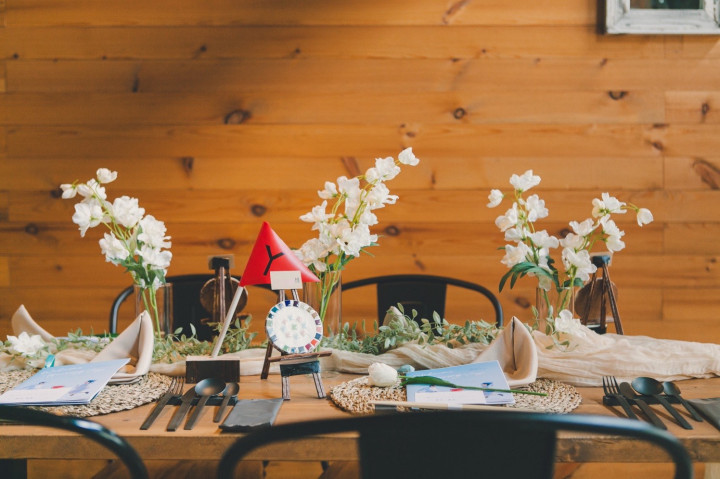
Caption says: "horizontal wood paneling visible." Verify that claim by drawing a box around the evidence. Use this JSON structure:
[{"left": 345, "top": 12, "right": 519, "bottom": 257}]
[
  {"left": 0, "top": 91, "right": 666, "bottom": 126},
  {"left": 0, "top": 157, "right": 665, "bottom": 191},
  {"left": 4, "top": 124, "right": 668, "bottom": 159},
  {"left": 8, "top": 59, "right": 720, "bottom": 93},
  {"left": 1, "top": 0, "right": 720, "bottom": 347},
  {"left": 4, "top": 0, "right": 595, "bottom": 27},
  {"left": 2, "top": 26, "right": 664, "bottom": 60}
]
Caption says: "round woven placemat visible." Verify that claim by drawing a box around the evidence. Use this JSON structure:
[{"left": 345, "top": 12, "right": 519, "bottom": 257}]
[
  {"left": 329, "top": 377, "right": 582, "bottom": 415},
  {"left": 0, "top": 370, "right": 173, "bottom": 417}
]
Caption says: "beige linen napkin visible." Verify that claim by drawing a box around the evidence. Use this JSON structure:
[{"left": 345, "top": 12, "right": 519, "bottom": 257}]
[
  {"left": 10, "top": 305, "right": 154, "bottom": 384},
  {"left": 471, "top": 317, "right": 537, "bottom": 386}
]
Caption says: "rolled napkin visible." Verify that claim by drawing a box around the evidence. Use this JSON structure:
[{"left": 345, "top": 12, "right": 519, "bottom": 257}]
[{"left": 10, "top": 305, "right": 154, "bottom": 384}]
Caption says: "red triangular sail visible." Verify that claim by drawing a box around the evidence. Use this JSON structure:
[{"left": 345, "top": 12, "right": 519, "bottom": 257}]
[{"left": 239, "top": 222, "right": 320, "bottom": 286}]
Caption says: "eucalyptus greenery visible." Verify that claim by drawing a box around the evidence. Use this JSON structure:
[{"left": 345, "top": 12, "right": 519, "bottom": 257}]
[{"left": 323, "top": 304, "right": 500, "bottom": 354}]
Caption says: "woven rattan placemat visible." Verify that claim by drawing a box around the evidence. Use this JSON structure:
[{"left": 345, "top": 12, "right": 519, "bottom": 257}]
[
  {"left": 0, "top": 370, "right": 172, "bottom": 417},
  {"left": 329, "top": 376, "right": 582, "bottom": 415}
]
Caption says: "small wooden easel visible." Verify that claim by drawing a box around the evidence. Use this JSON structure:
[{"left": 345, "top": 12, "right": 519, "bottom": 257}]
[
  {"left": 577, "top": 254, "right": 624, "bottom": 335},
  {"left": 260, "top": 289, "right": 332, "bottom": 400}
]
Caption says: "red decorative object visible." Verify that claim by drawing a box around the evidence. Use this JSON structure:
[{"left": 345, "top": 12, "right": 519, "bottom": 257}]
[{"left": 239, "top": 222, "right": 320, "bottom": 286}]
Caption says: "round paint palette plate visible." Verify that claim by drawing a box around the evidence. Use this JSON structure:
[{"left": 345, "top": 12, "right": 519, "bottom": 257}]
[{"left": 266, "top": 300, "right": 323, "bottom": 354}]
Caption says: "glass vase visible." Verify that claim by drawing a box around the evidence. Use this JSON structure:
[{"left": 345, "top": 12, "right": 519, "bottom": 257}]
[
  {"left": 535, "top": 286, "right": 576, "bottom": 335},
  {"left": 303, "top": 270, "right": 342, "bottom": 339},
  {"left": 135, "top": 283, "right": 173, "bottom": 337}
]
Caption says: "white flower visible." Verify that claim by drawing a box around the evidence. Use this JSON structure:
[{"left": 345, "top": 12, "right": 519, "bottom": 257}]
[
  {"left": 338, "top": 225, "right": 376, "bottom": 257},
  {"left": 337, "top": 176, "right": 361, "bottom": 201},
  {"left": 504, "top": 227, "right": 525, "bottom": 242},
  {"left": 373, "top": 156, "right": 401, "bottom": 181},
  {"left": 487, "top": 189, "right": 504, "bottom": 208},
  {"left": 398, "top": 147, "right": 419, "bottom": 166},
  {"left": 60, "top": 183, "right": 78, "bottom": 199},
  {"left": 99, "top": 232, "right": 129, "bottom": 263},
  {"left": 138, "top": 245, "right": 172, "bottom": 270},
  {"left": 592, "top": 192, "right": 627, "bottom": 218},
  {"left": 525, "top": 194, "right": 548, "bottom": 221},
  {"left": 365, "top": 182, "right": 398, "bottom": 209},
  {"left": 554, "top": 309, "right": 583, "bottom": 335},
  {"left": 72, "top": 201, "right": 104, "bottom": 237},
  {"left": 637, "top": 208, "right": 654, "bottom": 226},
  {"left": 7, "top": 332, "right": 46, "bottom": 356},
  {"left": 295, "top": 238, "right": 330, "bottom": 271},
  {"left": 494, "top": 203, "right": 519, "bottom": 232},
  {"left": 300, "top": 200, "right": 334, "bottom": 229},
  {"left": 111, "top": 196, "right": 145, "bottom": 228},
  {"left": 509, "top": 170, "right": 541, "bottom": 192},
  {"left": 501, "top": 242, "right": 531, "bottom": 268},
  {"left": 562, "top": 248, "right": 596, "bottom": 281},
  {"left": 367, "top": 362, "right": 398, "bottom": 387},
  {"left": 317, "top": 181, "right": 338, "bottom": 200},
  {"left": 569, "top": 219, "right": 596, "bottom": 237},
  {"left": 559, "top": 232, "right": 584, "bottom": 250},
  {"left": 77, "top": 179, "right": 107, "bottom": 201},
  {"left": 529, "top": 230, "right": 559, "bottom": 249},
  {"left": 606, "top": 234, "right": 626, "bottom": 252},
  {"left": 96, "top": 168, "right": 118, "bottom": 184},
  {"left": 138, "top": 215, "right": 171, "bottom": 249}
]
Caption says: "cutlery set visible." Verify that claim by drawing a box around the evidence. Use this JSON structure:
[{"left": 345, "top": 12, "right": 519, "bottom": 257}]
[
  {"left": 141, "top": 376, "right": 239, "bottom": 431},
  {"left": 602, "top": 376, "right": 703, "bottom": 429}
]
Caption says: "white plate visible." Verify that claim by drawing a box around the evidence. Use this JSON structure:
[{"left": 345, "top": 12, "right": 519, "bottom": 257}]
[{"left": 266, "top": 300, "right": 323, "bottom": 354}]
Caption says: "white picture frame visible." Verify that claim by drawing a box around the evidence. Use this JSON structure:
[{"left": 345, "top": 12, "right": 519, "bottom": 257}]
[{"left": 603, "top": 0, "right": 720, "bottom": 34}]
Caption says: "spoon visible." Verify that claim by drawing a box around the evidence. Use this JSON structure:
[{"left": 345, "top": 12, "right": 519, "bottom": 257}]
[
  {"left": 632, "top": 377, "right": 693, "bottom": 429},
  {"left": 214, "top": 381, "right": 239, "bottom": 423},
  {"left": 618, "top": 381, "right": 666, "bottom": 429},
  {"left": 663, "top": 381, "right": 704, "bottom": 422},
  {"left": 184, "top": 377, "right": 226, "bottom": 430}
]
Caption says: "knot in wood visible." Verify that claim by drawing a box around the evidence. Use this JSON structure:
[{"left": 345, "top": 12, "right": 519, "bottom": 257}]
[
  {"left": 384, "top": 225, "right": 400, "bottom": 236},
  {"left": 250, "top": 204, "right": 267, "bottom": 217},
  {"left": 25, "top": 223, "right": 39, "bottom": 235},
  {"left": 217, "top": 238, "right": 236, "bottom": 250},
  {"left": 224, "top": 110, "right": 251, "bottom": 125},
  {"left": 453, "top": 107, "right": 466, "bottom": 120}
]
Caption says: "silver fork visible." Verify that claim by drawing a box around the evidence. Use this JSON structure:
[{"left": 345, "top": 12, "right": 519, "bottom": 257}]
[
  {"left": 140, "top": 376, "right": 185, "bottom": 430},
  {"left": 602, "top": 376, "right": 639, "bottom": 420}
]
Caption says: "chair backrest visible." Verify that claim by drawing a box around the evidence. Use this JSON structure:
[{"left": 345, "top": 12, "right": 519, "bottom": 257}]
[
  {"left": 217, "top": 411, "right": 692, "bottom": 479},
  {"left": 109, "top": 274, "right": 277, "bottom": 339},
  {"left": 0, "top": 406, "right": 148, "bottom": 479},
  {"left": 343, "top": 274, "right": 503, "bottom": 327}
]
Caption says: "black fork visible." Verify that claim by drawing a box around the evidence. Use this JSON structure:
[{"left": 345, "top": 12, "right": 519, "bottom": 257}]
[{"left": 602, "top": 376, "right": 639, "bottom": 420}]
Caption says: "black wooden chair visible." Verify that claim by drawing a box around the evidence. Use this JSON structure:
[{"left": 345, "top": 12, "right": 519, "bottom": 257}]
[
  {"left": 343, "top": 274, "right": 504, "bottom": 327},
  {"left": 109, "top": 274, "right": 275, "bottom": 340},
  {"left": 0, "top": 405, "right": 148, "bottom": 479},
  {"left": 217, "top": 410, "right": 693, "bottom": 479}
]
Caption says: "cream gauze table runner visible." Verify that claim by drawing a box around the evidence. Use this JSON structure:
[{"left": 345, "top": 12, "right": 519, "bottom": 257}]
[{"left": 6, "top": 305, "right": 720, "bottom": 387}]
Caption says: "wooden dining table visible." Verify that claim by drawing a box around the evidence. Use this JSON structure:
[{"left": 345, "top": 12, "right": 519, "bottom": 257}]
[{"left": 2, "top": 373, "right": 720, "bottom": 477}]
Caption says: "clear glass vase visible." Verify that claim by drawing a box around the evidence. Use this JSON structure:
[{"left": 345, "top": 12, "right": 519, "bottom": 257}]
[
  {"left": 303, "top": 270, "right": 342, "bottom": 339},
  {"left": 135, "top": 283, "right": 173, "bottom": 337},
  {"left": 535, "top": 286, "right": 575, "bottom": 334}
]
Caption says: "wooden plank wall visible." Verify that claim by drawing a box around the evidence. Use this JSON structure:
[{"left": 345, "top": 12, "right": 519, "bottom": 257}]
[{"left": 1, "top": 0, "right": 719, "bottom": 343}]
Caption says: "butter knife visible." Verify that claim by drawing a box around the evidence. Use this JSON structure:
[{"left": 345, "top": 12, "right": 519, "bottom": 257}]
[
  {"left": 167, "top": 387, "right": 196, "bottom": 431},
  {"left": 619, "top": 382, "right": 666, "bottom": 430},
  {"left": 140, "top": 379, "right": 178, "bottom": 430}
]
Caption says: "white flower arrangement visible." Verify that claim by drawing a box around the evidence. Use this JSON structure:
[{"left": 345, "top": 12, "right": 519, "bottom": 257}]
[
  {"left": 294, "top": 148, "right": 420, "bottom": 322},
  {"left": 61, "top": 168, "right": 172, "bottom": 335},
  {"left": 488, "top": 170, "right": 653, "bottom": 337}
]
